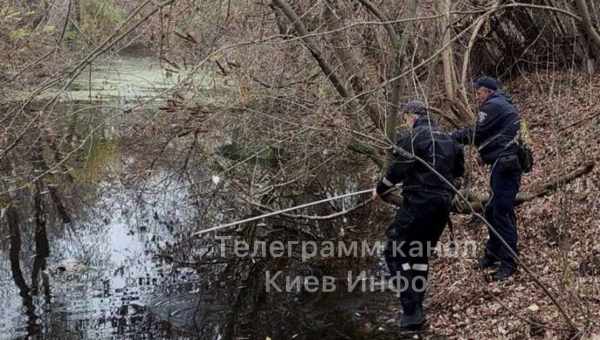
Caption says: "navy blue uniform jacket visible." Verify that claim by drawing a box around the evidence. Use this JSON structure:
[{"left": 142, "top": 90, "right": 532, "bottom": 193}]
[
  {"left": 376, "top": 117, "right": 465, "bottom": 197},
  {"left": 452, "top": 92, "right": 520, "bottom": 164}
]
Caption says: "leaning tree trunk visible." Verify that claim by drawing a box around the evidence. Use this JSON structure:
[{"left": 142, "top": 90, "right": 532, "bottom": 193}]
[
  {"left": 383, "top": 161, "right": 595, "bottom": 214},
  {"left": 573, "top": 0, "right": 600, "bottom": 72},
  {"left": 271, "top": 0, "right": 385, "bottom": 168},
  {"left": 575, "top": 0, "right": 600, "bottom": 49}
]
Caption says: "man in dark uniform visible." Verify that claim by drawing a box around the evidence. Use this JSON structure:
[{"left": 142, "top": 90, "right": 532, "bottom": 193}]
[
  {"left": 374, "top": 100, "right": 465, "bottom": 331},
  {"left": 452, "top": 77, "right": 522, "bottom": 281}
]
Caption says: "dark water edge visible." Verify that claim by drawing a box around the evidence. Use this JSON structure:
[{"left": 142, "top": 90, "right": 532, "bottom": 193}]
[
  {"left": 0, "top": 171, "right": 204, "bottom": 340},
  {"left": 0, "top": 53, "right": 418, "bottom": 340}
]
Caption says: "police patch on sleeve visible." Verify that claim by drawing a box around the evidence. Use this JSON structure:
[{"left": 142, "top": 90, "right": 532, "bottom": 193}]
[{"left": 478, "top": 111, "right": 488, "bottom": 123}]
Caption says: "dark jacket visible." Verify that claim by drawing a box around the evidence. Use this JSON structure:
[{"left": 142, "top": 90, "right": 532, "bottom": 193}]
[
  {"left": 376, "top": 117, "right": 465, "bottom": 198},
  {"left": 452, "top": 91, "right": 520, "bottom": 164}
]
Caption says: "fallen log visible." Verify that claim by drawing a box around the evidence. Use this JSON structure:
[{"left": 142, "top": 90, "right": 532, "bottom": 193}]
[{"left": 383, "top": 161, "right": 595, "bottom": 213}]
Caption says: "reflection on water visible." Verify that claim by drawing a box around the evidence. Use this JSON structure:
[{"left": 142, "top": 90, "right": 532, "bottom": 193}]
[
  {"left": 0, "top": 172, "right": 202, "bottom": 340},
  {"left": 1, "top": 52, "right": 390, "bottom": 340},
  {"left": 1, "top": 53, "right": 208, "bottom": 340}
]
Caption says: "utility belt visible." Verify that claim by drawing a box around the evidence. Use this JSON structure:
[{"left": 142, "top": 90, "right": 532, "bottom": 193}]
[
  {"left": 480, "top": 118, "right": 533, "bottom": 173},
  {"left": 490, "top": 138, "right": 532, "bottom": 174},
  {"left": 493, "top": 152, "right": 522, "bottom": 174}
]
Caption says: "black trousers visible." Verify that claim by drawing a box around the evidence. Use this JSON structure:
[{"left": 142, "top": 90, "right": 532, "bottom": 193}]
[
  {"left": 485, "top": 156, "right": 522, "bottom": 268},
  {"left": 384, "top": 192, "right": 451, "bottom": 314}
]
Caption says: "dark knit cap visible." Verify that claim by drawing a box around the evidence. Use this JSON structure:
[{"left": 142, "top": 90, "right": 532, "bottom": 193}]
[
  {"left": 473, "top": 76, "right": 500, "bottom": 91},
  {"left": 403, "top": 100, "right": 427, "bottom": 115}
]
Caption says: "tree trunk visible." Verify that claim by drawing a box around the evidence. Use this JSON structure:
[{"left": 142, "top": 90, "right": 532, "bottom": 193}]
[
  {"left": 575, "top": 0, "right": 600, "bottom": 60},
  {"left": 271, "top": 0, "right": 385, "bottom": 167},
  {"left": 271, "top": 0, "right": 350, "bottom": 100},
  {"left": 357, "top": 0, "right": 417, "bottom": 141},
  {"left": 321, "top": 1, "right": 380, "bottom": 131},
  {"left": 438, "top": 0, "right": 456, "bottom": 100},
  {"left": 456, "top": 161, "right": 595, "bottom": 213},
  {"left": 2, "top": 158, "right": 39, "bottom": 331},
  {"left": 31, "top": 180, "right": 50, "bottom": 295},
  {"left": 383, "top": 161, "right": 595, "bottom": 214}
]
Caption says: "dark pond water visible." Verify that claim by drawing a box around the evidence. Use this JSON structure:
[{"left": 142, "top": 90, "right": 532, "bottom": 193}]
[
  {"left": 0, "top": 171, "right": 208, "bottom": 339},
  {"left": 1, "top": 55, "right": 407, "bottom": 340},
  {"left": 0, "top": 56, "right": 211, "bottom": 340}
]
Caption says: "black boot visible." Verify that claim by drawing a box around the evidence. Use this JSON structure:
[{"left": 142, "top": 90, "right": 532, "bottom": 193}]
[
  {"left": 476, "top": 254, "right": 499, "bottom": 270},
  {"left": 493, "top": 263, "right": 516, "bottom": 281},
  {"left": 400, "top": 303, "right": 425, "bottom": 331}
]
